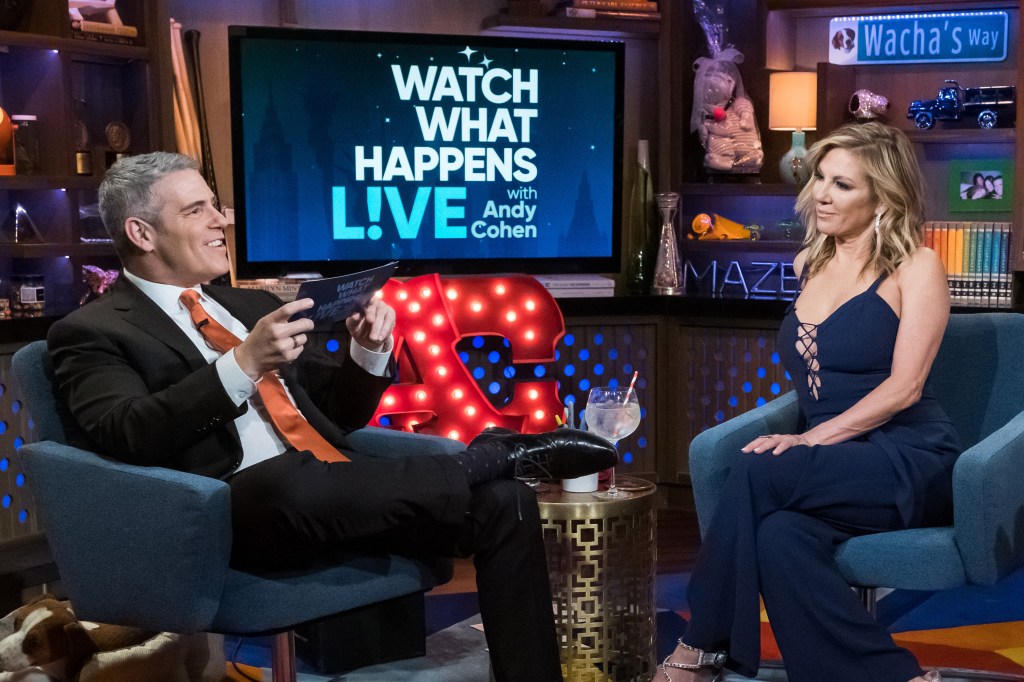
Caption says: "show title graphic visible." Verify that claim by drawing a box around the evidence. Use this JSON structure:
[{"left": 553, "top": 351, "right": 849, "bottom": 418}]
[
  {"left": 240, "top": 35, "right": 616, "bottom": 263},
  {"left": 332, "top": 47, "right": 541, "bottom": 243}
]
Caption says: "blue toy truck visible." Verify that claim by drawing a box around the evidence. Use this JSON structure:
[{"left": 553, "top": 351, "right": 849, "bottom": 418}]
[{"left": 907, "top": 80, "right": 1016, "bottom": 130}]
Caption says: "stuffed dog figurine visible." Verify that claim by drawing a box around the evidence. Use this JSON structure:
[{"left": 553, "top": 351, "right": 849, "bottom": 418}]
[{"left": 0, "top": 595, "right": 225, "bottom": 682}]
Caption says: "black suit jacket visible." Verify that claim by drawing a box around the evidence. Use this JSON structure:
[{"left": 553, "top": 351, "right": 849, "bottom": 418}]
[{"left": 47, "top": 276, "right": 392, "bottom": 479}]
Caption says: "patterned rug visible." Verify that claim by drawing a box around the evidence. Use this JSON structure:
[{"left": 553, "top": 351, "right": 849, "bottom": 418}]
[
  {"left": 228, "top": 566, "right": 1024, "bottom": 680},
  {"left": 656, "top": 567, "right": 1024, "bottom": 678}
]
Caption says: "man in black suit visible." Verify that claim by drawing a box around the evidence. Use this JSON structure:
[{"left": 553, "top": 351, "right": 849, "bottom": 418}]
[{"left": 48, "top": 151, "right": 616, "bottom": 681}]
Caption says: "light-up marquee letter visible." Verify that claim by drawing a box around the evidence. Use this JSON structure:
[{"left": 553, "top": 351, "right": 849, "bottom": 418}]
[{"left": 374, "top": 274, "right": 564, "bottom": 442}]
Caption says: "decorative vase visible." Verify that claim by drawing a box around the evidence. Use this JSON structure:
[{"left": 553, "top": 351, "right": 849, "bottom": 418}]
[
  {"left": 625, "top": 140, "right": 657, "bottom": 295},
  {"left": 779, "top": 130, "right": 810, "bottom": 185},
  {"left": 652, "top": 192, "right": 683, "bottom": 296}
]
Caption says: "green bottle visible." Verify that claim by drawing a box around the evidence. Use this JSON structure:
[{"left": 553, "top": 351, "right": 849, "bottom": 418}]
[{"left": 625, "top": 140, "right": 657, "bottom": 295}]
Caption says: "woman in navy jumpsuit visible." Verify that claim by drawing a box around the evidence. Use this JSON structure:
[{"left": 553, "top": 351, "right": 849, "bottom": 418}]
[{"left": 655, "top": 122, "right": 958, "bottom": 682}]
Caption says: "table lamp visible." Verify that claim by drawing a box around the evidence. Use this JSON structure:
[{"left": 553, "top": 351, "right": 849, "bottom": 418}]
[{"left": 769, "top": 72, "right": 817, "bottom": 185}]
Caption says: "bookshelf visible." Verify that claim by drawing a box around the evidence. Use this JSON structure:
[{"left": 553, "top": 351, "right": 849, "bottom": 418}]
[
  {"left": 673, "top": 0, "right": 1022, "bottom": 307},
  {"left": 0, "top": 0, "right": 172, "bottom": 322}
]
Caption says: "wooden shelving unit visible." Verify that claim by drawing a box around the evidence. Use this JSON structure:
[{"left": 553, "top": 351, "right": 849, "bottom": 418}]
[
  {"left": 675, "top": 0, "right": 1022, "bottom": 305},
  {"left": 482, "top": 13, "right": 660, "bottom": 38},
  {"left": 0, "top": 0, "right": 172, "bottom": 317},
  {"left": 767, "top": 0, "right": 1023, "bottom": 277}
]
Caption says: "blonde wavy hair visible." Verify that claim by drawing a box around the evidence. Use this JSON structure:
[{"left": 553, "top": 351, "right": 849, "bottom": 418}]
[{"left": 795, "top": 122, "right": 925, "bottom": 279}]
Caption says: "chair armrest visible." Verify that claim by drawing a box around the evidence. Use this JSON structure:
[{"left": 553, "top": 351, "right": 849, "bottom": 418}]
[
  {"left": 953, "top": 409, "right": 1024, "bottom": 586},
  {"left": 19, "top": 442, "right": 232, "bottom": 633},
  {"left": 347, "top": 426, "right": 465, "bottom": 458},
  {"left": 689, "top": 391, "right": 800, "bottom": 536}
]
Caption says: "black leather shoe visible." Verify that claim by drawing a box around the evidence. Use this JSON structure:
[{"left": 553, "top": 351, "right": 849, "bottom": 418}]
[{"left": 468, "top": 427, "right": 618, "bottom": 480}]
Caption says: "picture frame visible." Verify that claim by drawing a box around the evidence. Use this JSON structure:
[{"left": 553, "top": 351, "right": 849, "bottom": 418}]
[{"left": 949, "top": 158, "right": 1013, "bottom": 212}]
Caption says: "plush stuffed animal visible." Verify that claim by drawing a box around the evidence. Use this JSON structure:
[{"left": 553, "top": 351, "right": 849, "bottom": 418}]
[
  {"left": 0, "top": 595, "right": 225, "bottom": 682},
  {"left": 691, "top": 49, "right": 764, "bottom": 173}
]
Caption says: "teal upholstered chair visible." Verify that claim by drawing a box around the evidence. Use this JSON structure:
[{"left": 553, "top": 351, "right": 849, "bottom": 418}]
[
  {"left": 689, "top": 312, "right": 1024, "bottom": 618},
  {"left": 11, "top": 340, "right": 464, "bottom": 682}
]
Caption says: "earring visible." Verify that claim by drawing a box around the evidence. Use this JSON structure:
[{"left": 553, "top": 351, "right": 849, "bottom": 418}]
[{"left": 874, "top": 213, "right": 881, "bottom": 236}]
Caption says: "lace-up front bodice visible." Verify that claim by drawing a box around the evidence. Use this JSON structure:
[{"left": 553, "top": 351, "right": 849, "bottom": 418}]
[
  {"left": 780, "top": 275, "right": 900, "bottom": 425},
  {"left": 777, "top": 272, "right": 961, "bottom": 529}
]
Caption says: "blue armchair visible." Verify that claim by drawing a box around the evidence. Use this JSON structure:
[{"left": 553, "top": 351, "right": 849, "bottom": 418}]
[
  {"left": 689, "top": 313, "right": 1024, "bottom": 617},
  {"left": 11, "top": 340, "right": 465, "bottom": 682}
]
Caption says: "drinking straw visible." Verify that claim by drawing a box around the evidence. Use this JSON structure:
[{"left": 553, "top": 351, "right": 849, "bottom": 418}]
[{"left": 624, "top": 370, "right": 639, "bottom": 403}]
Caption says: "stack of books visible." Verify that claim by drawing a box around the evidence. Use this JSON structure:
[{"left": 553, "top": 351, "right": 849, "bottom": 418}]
[
  {"left": 924, "top": 221, "right": 1013, "bottom": 308},
  {"left": 534, "top": 274, "right": 616, "bottom": 298},
  {"left": 68, "top": 1, "right": 141, "bottom": 46},
  {"left": 563, "top": 0, "right": 660, "bottom": 20}
]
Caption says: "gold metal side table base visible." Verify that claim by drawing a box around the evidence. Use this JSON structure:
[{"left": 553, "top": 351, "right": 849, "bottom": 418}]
[{"left": 539, "top": 477, "right": 657, "bottom": 681}]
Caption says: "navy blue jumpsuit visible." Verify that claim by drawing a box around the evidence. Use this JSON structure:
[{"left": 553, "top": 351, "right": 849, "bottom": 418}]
[{"left": 681, "top": 275, "right": 961, "bottom": 681}]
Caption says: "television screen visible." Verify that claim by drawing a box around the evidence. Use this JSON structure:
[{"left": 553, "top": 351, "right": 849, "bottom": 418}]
[{"left": 228, "top": 26, "right": 624, "bottom": 278}]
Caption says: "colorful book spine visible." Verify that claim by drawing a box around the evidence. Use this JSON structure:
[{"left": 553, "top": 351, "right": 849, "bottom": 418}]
[
  {"left": 564, "top": 6, "right": 661, "bottom": 18},
  {"left": 991, "top": 222, "right": 1000, "bottom": 307},
  {"left": 925, "top": 220, "right": 1012, "bottom": 309},
  {"left": 938, "top": 222, "right": 952, "bottom": 302},
  {"left": 69, "top": 29, "right": 139, "bottom": 46},
  {"left": 573, "top": 0, "right": 659, "bottom": 9},
  {"left": 970, "top": 222, "right": 978, "bottom": 303},
  {"left": 950, "top": 223, "right": 958, "bottom": 303},
  {"left": 961, "top": 222, "right": 974, "bottom": 306},
  {"left": 997, "top": 222, "right": 1011, "bottom": 308},
  {"left": 981, "top": 223, "right": 994, "bottom": 307}
]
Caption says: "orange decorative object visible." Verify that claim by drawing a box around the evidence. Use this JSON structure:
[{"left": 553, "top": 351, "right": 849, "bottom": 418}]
[
  {"left": 691, "top": 212, "right": 752, "bottom": 240},
  {"left": 373, "top": 274, "right": 565, "bottom": 443},
  {"left": 0, "top": 107, "right": 14, "bottom": 176}
]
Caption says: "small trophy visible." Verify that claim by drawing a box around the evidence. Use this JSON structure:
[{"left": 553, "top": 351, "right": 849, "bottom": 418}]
[
  {"left": 0, "top": 203, "right": 44, "bottom": 243},
  {"left": 79, "top": 201, "right": 112, "bottom": 243},
  {"left": 104, "top": 120, "right": 130, "bottom": 168},
  {"left": 652, "top": 192, "right": 684, "bottom": 296},
  {"left": 74, "top": 119, "right": 92, "bottom": 176}
]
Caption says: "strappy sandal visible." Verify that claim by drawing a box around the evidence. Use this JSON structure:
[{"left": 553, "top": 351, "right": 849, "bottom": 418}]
[{"left": 658, "top": 639, "right": 727, "bottom": 682}]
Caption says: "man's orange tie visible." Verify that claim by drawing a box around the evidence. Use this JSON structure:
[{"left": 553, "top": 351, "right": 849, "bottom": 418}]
[{"left": 179, "top": 289, "right": 349, "bottom": 462}]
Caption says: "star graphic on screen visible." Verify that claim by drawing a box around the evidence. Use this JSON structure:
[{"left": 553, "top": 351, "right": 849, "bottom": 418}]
[
  {"left": 459, "top": 46, "right": 477, "bottom": 61},
  {"left": 480, "top": 55, "right": 493, "bottom": 68}
]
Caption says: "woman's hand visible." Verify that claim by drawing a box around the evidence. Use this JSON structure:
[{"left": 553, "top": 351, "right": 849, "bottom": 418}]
[{"left": 741, "top": 433, "right": 812, "bottom": 456}]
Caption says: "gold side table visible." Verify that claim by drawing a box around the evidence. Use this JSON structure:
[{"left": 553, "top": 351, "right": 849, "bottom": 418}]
[{"left": 539, "top": 478, "right": 657, "bottom": 682}]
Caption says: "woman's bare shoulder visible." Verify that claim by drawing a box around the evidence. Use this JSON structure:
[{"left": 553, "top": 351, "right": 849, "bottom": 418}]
[
  {"left": 893, "top": 245, "right": 947, "bottom": 290},
  {"left": 899, "top": 245, "right": 943, "bottom": 274},
  {"left": 793, "top": 249, "right": 809, "bottom": 278}
]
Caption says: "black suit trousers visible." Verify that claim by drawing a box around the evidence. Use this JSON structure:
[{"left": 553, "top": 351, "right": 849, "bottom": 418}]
[{"left": 227, "top": 449, "right": 562, "bottom": 682}]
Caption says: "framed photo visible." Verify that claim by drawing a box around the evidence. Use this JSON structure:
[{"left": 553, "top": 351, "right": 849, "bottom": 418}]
[{"left": 949, "top": 159, "right": 1013, "bottom": 212}]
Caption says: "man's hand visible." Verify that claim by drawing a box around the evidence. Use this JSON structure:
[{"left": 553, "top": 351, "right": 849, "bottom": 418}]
[
  {"left": 234, "top": 298, "right": 316, "bottom": 379},
  {"left": 346, "top": 298, "right": 395, "bottom": 353}
]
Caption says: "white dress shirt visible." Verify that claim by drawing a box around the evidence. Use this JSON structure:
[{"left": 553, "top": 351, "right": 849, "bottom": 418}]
[{"left": 123, "top": 270, "right": 392, "bottom": 470}]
